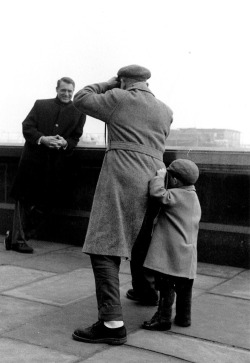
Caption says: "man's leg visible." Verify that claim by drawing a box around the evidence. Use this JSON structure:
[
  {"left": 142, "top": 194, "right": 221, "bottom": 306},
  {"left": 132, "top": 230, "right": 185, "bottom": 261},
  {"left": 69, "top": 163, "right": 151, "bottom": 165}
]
[
  {"left": 127, "top": 201, "right": 159, "bottom": 305},
  {"left": 4, "top": 201, "right": 33, "bottom": 253},
  {"left": 24, "top": 204, "right": 49, "bottom": 240},
  {"left": 91, "top": 254, "right": 123, "bottom": 321},
  {"left": 72, "top": 254, "right": 127, "bottom": 345}
]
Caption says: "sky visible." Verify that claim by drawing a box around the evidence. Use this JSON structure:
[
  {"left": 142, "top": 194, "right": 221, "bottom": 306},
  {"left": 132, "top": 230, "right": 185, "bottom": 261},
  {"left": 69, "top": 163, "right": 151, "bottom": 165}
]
[{"left": 0, "top": 0, "right": 250, "bottom": 144}]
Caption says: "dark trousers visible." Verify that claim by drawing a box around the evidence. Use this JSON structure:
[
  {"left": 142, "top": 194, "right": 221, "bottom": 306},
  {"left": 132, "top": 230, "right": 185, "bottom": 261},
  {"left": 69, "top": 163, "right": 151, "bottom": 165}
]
[
  {"left": 130, "top": 201, "right": 159, "bottom": 297},
  {"left": 156, "top": 273, "right": 194, "bottom": 323},
  {"left": 90, "top": 254, "right": 123, "bottom": 321},
  {"left": 11, "top": 200, "right": 49, "bottom": 245}
]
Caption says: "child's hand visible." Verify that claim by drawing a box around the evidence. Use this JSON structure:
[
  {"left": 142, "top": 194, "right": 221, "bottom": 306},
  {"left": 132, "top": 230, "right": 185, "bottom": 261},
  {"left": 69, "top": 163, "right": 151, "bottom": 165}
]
[{"left": 156, "top": 168, "right": 167, "bottom": 178}]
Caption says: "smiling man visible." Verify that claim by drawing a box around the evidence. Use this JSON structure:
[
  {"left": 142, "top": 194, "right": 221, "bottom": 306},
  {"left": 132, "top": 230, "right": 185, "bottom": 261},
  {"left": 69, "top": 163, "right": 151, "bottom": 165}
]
[{"left": 4, "top": 77, "right": 85, "bottom": 253}]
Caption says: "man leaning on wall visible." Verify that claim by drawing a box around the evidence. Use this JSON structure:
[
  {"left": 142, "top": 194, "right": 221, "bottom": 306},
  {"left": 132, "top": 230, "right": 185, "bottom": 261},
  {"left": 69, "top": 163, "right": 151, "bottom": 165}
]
[{"left": 4, "top": 77, "right": 85, "bottom": 253}]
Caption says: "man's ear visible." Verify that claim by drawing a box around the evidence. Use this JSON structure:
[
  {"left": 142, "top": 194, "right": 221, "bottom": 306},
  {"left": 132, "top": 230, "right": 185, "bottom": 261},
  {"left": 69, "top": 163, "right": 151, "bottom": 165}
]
[{"left": 172, "top": 177, "right": 178, "bottom": 186}]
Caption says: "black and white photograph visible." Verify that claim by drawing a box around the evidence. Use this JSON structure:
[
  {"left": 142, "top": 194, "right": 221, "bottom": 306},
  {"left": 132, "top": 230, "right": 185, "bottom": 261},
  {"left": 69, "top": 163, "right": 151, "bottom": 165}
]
[{"left": 0, "top": 0, "right": 249, "bottom": 362}]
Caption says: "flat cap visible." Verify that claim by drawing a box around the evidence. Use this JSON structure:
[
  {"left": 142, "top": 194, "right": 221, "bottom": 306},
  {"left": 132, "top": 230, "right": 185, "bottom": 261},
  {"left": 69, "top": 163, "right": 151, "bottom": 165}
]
[
  {"left": 117, "top": 64, "right": 151, "bottom": 81},
  {"left": 167, "top": 159, "right": 199, "bottom": 185}
]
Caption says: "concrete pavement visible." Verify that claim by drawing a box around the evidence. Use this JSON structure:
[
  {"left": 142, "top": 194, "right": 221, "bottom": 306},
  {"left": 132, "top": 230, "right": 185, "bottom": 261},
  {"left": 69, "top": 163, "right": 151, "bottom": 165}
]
[{"left": 0, "top": 236, "right": 249, "bottom": 362}]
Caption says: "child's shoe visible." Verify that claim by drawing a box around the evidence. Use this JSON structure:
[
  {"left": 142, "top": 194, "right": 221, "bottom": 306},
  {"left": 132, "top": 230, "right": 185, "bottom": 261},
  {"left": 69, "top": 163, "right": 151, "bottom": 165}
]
[{"left": 141, "top": 311, "right": 171, "bottom": 331}]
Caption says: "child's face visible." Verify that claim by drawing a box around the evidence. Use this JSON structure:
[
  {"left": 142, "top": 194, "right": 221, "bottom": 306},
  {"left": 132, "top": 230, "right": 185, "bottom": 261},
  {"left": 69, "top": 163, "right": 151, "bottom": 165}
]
[
  {"left": 167, "top": 173, "right": 184, "bottom": 188},
  {"left": 167, "top": 173, "right": 176, "bottom": 188}
]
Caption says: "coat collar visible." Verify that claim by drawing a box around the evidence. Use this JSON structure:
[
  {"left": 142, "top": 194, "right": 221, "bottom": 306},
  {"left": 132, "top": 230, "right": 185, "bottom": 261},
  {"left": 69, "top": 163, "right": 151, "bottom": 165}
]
[
  {"left": 180, "top": 185, "right": 196, "bottom": 191},
  {"left": 126, "top": 82, "right": 155, "bottom": 96},
  {"left": 54, "top": 97, "right": 73, "bottom": 107}
]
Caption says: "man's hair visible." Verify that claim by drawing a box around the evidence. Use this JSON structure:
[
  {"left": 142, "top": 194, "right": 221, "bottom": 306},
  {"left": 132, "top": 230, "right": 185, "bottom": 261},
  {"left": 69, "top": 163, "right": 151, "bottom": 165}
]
[{"left": 57, "top": 77, "right": 75, "bottom": 89}]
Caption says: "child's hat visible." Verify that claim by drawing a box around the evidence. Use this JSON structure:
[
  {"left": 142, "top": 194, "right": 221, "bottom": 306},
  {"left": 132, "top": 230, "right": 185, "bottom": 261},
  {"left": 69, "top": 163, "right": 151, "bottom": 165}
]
[{"left": 167, "top": 159, "right": 199, "bottom": 184}]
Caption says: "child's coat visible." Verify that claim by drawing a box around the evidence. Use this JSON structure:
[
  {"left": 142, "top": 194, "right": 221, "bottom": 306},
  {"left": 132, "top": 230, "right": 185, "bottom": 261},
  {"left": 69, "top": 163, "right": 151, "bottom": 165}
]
[{"left": 144, "top": 176, "right": 201, "bottom": 279}]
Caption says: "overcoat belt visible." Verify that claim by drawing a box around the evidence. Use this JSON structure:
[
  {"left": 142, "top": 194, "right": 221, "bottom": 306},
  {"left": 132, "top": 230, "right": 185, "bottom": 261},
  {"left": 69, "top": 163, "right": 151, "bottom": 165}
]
[{"left": 106, "top": 141, "right": 163, "bottom": 161}]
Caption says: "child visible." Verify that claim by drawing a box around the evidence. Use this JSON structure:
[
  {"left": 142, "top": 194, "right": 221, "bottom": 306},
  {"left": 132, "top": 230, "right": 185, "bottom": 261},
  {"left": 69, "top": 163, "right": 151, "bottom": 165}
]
[{"left": 142, "top": 158, "right": 201, "bottom": 331}]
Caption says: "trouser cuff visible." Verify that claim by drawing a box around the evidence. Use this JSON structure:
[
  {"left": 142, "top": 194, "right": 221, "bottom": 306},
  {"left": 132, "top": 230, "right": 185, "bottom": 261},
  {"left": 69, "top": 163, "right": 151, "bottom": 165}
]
[{"left": 98, "top": 304, "right": 123, "bottom": 321}]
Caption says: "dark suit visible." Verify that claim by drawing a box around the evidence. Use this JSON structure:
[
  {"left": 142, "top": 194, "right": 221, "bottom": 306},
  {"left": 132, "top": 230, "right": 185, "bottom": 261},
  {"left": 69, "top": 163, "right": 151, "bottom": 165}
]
[{"left": 10, "top": 97, "right": 85, "bottom": 243}]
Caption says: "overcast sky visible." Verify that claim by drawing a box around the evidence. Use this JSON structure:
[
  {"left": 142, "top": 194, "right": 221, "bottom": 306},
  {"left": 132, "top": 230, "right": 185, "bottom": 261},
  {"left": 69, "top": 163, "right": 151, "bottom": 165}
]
[{"left": 1, "top": 0, "right": 249, "bottom": 144}]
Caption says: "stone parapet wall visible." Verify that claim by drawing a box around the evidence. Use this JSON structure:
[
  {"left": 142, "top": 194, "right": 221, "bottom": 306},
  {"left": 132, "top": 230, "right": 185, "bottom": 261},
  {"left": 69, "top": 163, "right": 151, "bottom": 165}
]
[{"left": 0, "top": 146, "right": 249, "bottom": 267}]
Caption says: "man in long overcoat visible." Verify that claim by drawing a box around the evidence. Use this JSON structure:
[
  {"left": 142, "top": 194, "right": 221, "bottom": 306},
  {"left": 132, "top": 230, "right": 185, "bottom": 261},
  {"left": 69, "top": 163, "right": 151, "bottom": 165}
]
[
  {"left": 5, "top": 77, "right": 85, "bottom": 253},
  {"left": 72, "top": 65, "right": 173, "bottom": 345}
]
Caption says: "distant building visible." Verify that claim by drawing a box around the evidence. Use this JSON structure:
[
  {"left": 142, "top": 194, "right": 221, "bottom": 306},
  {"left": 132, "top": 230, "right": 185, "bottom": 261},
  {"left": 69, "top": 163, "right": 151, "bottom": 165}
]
[{"left": 166, "top": 128, "right": 241, "bottom": 148}]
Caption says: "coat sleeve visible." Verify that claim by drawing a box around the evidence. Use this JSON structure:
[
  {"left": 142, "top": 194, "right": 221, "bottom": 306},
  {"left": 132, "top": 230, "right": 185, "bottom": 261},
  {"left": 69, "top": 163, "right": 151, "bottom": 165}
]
[
  {"left": 65, "top": 113, "right": 86, "bottom": 151},
  {"left": 149, "top": 176, "right": 177, "bottom": 206},
  {"left": 73, "top": 82, "right": 123, "bottom": 123},
  {"left": 22, "top": 101, "right": 44, "bottom": 144}
]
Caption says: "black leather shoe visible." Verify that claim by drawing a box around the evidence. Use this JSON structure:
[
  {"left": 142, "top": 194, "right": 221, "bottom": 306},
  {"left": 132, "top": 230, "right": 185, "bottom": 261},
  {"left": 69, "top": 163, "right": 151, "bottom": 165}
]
[
  {"left": 142, "top": 312, "right": 171, "bottom": 331},
  {"left": 126, "top": 289, "right": 141, "bottom": 301},
  {"left": 72, "top": 321, "right": 127, "bottom": 345},
  {"left": 4, "top": 231, "right": 12, "bottom": 251},
  {"left": 11, "top": 241, "right": 34, "bottom": 254},
  {"left": 126, "top": 289, "right": 159, "bottom": 306}
]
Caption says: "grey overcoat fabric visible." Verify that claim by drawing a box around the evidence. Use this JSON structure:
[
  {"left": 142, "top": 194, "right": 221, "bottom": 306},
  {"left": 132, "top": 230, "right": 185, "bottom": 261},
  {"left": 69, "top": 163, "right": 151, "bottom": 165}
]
[
  {"left": 144, "top": 176, "right": 201, "bottom": 278},
  {"left": 74, "top": 81, "right": 173, "bottom": 258}
]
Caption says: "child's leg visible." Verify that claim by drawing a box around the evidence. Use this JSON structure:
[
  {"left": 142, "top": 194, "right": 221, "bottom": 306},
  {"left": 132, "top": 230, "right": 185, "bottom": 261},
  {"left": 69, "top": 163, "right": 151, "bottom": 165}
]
[
  {"left": 159, "top": 275, "right": 175, "bottom": 323},
  {"left": 141, "top": 275, "right": 175, "bottom": 331},
  {"left": 174, "top": 277, "right": 193, "bottom": 327}
]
